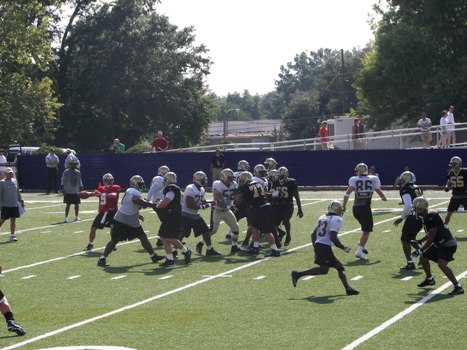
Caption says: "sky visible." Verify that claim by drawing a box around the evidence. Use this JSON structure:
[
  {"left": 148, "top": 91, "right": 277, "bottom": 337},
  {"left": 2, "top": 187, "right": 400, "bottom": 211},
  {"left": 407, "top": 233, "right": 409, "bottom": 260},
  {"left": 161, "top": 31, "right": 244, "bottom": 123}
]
[{"left": 157, "top": 0, "right": 378, "bottom": 96}]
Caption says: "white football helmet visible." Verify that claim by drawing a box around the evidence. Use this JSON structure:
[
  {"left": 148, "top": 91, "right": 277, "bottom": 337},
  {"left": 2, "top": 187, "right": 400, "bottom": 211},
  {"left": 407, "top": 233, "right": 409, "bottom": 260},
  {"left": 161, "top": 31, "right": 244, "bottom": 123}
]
[
  {"left": 129, "top": 175, "right": 144, "bottom": 190},
  {"left": 268, "top": 169, "right": 279, "bottom": 182},
  {"left": 238, "top": 171, "right": 253, "bottom": 185},
  {"left": 237, "top": 160, "right": 250, "bottom": 171},
  {"left": 164, "top": 172, "right": 177, "bottom": 186},
  {"left": 328, "top": 200, "right": 344, "bottom": 216},
  {"left": 158, "top": 165, "right": 170, "bottom": 176},
  {"left": 355, "top": 163, "right": 368, "bottom": 176},
  {"left": 221, "top": 168, "right": 235, "bottom": 184},
  {"left": 399, "top": 171, "right": 414, "bottom": 186},
  {"left": 278, "top": 166, "right": 289, "bottom": 184},
  {"left": 193, "top": 171, "right": 207, "bottom": 187},
  {"left": 264, "top": 158, "right": 277, "bottom": 171},
  {"left": 449, "top": 156, "right": 462, "bottom": 170},
  {"left": 102, "top": 173, "right": 114, "bottom": 186},
  {"left": 254, "top": 164, "right": 267, "bottom": 177},
  {"left": 412, "top": 197, "right": 429, "bottom": 217}
]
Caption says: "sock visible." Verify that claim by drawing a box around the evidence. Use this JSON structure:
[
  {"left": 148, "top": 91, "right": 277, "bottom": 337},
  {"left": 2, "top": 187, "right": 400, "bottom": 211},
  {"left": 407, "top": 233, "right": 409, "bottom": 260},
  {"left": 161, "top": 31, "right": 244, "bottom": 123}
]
[
  {"left": 253, "top": 242, "right": 259, "bottom": 248},
  {"left": 166, "top": 254, "right": 173, "bottom": 260},
  {"left": 232, "top": 242, "right": 238, "bottom": 247},
  {"left": 271, "top": 244, "right": 278, "bottom": 250},
  {"left": 4, "top": 312, "right": 13, "bottom": 322},
  {"left": 207, "top": 245, "right": 212, "bottom": 250},
  {"left": 181, "top": 247, "right": 188, "bottom": 253}
]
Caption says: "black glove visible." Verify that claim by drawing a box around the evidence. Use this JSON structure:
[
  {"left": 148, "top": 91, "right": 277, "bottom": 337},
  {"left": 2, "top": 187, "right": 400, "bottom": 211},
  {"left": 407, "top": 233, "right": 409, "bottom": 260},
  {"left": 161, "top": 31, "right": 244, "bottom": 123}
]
[
  {"left": 394, "top": 218, "right": 403, "bottom": 226},
  {"left": 297, "top": 210, "right": 303, "bottom": 218},
  {"left": 444, "top": 187, "right": 450, "bottom": 192}
]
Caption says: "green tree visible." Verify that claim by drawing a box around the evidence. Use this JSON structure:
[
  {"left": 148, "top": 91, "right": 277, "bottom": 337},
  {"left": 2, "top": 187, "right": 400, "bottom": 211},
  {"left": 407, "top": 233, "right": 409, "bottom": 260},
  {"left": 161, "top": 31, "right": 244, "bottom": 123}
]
[
  {"left": 282, "top": 91, "right": 320, "bottom": 139},
  {"left": 355, "top": 0, "right": 466, "bottom": 129},
  {"left": 0, "top": 0, "right": 61, "bottom": 146}
]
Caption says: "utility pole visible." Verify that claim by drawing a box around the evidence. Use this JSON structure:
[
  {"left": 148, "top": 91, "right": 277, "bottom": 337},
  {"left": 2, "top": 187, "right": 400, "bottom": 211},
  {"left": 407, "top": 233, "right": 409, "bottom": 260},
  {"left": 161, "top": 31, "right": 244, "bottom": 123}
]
[{"left": 340, "top": 49, "right": 345, "bottom": 115}]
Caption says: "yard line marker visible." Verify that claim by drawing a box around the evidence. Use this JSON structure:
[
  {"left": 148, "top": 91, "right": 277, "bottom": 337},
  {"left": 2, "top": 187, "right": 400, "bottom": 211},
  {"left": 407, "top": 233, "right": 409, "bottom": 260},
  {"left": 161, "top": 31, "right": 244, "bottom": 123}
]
[
  {"left": 111, "top": 275, "right": 127, "bottom": 280},
  {"left": 0, "top": 218, "right": 94, "bottom": 237},
  {"left": 254, "top": 276, "right": 266, "bottom": 280},
  {"left": 457, "top": 229, "right": 464, "bottom": 233},
  {"left": 201, "top": 275, "right": 232, "bottom": 278},
  {"left": 382, "top": 230, "right": 391, "bottom": 233},
  {"left": 67, "top": 275, "right": 81, "bottom": 280},
  {"left": 351, "top": 275, "right": 363, "bottom": 281},
  {"left": 401, "top": 276, "right": 413, "bottom": 281},
  {"left": 40, "top": 231, "right": 52, "bottom": 234},
  {"left": 73, "top": 231, "right": 84, "bottom": 234},
  {"left": 21, "top": 275, "right": 36, "bottom": 280},
  {"left": 159, "top": 276, "right": 174, "bottom": 280},
  {"left": 342, "top": 269, "right": 467, "bottom": 350},
  {"left": 302, "top": 276, "right": 315, "bottom": 281}
]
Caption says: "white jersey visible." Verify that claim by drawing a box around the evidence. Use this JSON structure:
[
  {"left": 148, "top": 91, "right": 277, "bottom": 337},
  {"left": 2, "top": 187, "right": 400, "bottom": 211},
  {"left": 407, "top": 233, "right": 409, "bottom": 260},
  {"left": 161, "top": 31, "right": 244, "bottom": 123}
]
[
  {"left": 233, "top": 170, "right": 243, "bottom": 182},
  {"left": 348, "top": 175, "right": 381, "bottom": 206},
  {"left": 182, "top": 183, "right": 205, "bottom": 216},
  {"left": 314, "top": 213, "right": 343, "bottom": 247},
  {"left": 212, "top": 180, "right": 238, "bottom": 208},
  {"left": 252, "top": 176, "right": 268, "bottom": 191},
  {"left": 147, "top": 175, "right": 165, "bottom": 202},
  {"left": 114, "top": 187, "right": 142, "bottom": 227}
]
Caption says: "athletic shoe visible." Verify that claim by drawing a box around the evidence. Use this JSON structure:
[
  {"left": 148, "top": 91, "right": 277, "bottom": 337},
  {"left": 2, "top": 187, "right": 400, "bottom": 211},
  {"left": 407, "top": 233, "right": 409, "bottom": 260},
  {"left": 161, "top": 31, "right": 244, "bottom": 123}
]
[
  {"left": 265, "top": 249, "right": 281, "bottom": 257},
  {"left": 83, "top": 243, "right": 94, "bottom": 251},
  {"left": 230, "top": 245, "right": 241, "bottom": 253},
  {"left": 74, "top": 217, "right": 81, "bottom": 222},
  {"left": 63, "top": 218, "right": 68, "bottom": 223},
  {"left": 400, "top": 262, "right": 415, "bottom": 270},
  {"left": 151, "top": 254, "right": 164, "bottom": 263},
  {"left": 247, "top": 247, "right": 260, "bottom": 255},
  {"left": 448, "top": 286, "right": 464, "bottom": 296},
  {"left": 284, "top": 235, "right": 291, "bottom": 247},
  {"left": 417, "top": 277, "right": 435, "bottom": 287},
  {"left": 97, "top": 257, "right": 108, "bottom": 267},
  {"left": 291, "top": 271, "right": 299, "bottom": 287},
  {"left": 196, "top": 241, "right": 204, "bottom": 255},
  {"left": 346, "top": 288, "right": 360, "bottom": 296},
  {"left": 355, "top": 251, "right": 368, "bottom": 260},
  {"left": 159, "top": 259, "right": 175, "bottom": 267},
  {"left": 10, "top": 235, "right": 18, "bottom": 242},
  {"left": 182, "top": 249, "right": 192, "bottom": 264},
  {"left": 206, "top": 248, "right": 222, "bottom": 256},
  {"left": 7, "top": 321, "right": 25, "bottom": 336},
  {"left": 362, "top": 247, "right": 369, "bottom": 254}
]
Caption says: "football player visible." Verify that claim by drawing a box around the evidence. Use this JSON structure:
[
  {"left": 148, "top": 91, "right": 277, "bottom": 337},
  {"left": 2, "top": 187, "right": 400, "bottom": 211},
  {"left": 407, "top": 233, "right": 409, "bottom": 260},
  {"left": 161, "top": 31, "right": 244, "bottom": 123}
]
[
  {"left": 97, "top": 175, "right": 164, "bottom": 267},
  {"left": 342, "top": 163, "right": 387, "bottom": 260},
  {"left": 443, "top": 156, "right": 467, "bottom": 226},
  {"left": 291, "top": 201, "right": 359, "bottom": 296},
  {"left": 83, "top": 173, "right": 121, "bottom": 251},
  {"left": 264, "top": 157, "right": 277, "bottom": 172},
  {"left": 235, "top": 171, "right": 281, "bottom": 257},
  {"left": 411, "top": 197, "right": 464, "bottom": 295},
  {"left": 252, "top": 164, "right": 268, "bottom": 191},
  {"left": 147, "top": 165, "right": 170, "bottom": 247},
  {"left": 181, "top": 171, "right": 221, "bottom": 256},
  {"left": 393, "top": 171, "right": 424, "bottom": 270},
  {"left": 271, "top": 167, "right": 303, "bottom": 246},
  {"left": 156, "top": 172, "right": 192, "bottom": 266},
  {"left": 0, "top": 265, "right": 25, "bottom": 336}
]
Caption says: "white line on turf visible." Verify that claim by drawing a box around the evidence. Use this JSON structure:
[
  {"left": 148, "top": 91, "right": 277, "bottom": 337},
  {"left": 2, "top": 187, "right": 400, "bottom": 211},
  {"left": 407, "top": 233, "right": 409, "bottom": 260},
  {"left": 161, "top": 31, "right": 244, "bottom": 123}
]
[
  {"left": 351, "top": 275, "right": 363, "bottom": 281},
  {"left": 302, "top": 276, "right": 315, "bottom": 281},
  {"left": 67, "top": 275, "right": 81, "bottom": 280},
  {"left": 254, "top": 276, "right": 266, "bottom": 280},
  {"left": 111, "top": 275, "right": 127, "bottom": 281},
  {"left": 401, "top": 276, "right": 413, "bottom": 281},
  {"left": 341, "top": 270, "right": 467, "bottom": 350},
  {"left": 21, "top": 275, "right": 36, "bottom": 280},
  {"left": 158, "top": 276, "right": 174, "bottom": 280}
]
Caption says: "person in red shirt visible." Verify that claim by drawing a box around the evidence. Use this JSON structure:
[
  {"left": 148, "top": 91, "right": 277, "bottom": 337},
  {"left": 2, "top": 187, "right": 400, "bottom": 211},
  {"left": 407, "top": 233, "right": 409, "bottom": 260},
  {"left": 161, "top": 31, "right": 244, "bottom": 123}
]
[
  {"left": 319, "top": 121, "right": 330, "bottom": 150},
  {"left": 151, "top": 131, "right": 169, "bottom": 152},
  {"left": 83, "top": 173, "right": 121, "bottom": 251}
]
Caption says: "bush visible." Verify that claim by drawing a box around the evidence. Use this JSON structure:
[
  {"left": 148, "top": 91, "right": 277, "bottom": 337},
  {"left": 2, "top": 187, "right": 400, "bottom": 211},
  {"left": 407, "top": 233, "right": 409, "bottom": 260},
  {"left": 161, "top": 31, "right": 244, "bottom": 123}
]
[{"left": 126, "top": 142, "right": 151, "bottom": 153}]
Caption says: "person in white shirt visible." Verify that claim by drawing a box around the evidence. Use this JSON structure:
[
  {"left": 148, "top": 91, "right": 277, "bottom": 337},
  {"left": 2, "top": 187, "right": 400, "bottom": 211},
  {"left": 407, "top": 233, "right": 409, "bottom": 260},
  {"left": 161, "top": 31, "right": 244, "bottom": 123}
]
[
  {"left": 45, "top": 149, "right": 60, "bottom": 194},
  {"left": 439, "top": 110, "right": 449, "bottom": 148},
  {"left": 446, "top": 105, "right": 456, "bottom": 146},
  {"left": 64, "top": 149, "right": 80, "bottom": 169},
  {"left": 417, "top": 112, "right": 432, "bottom": 148},
  {"left": 0, "top": 150, "right": 7, "bottom": 180}
]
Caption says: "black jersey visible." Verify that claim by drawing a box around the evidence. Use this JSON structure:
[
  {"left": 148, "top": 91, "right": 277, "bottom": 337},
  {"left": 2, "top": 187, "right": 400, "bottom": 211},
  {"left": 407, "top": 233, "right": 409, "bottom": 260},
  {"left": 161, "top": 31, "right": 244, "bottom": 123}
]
[
  {"left": 447, "top": 168, "right": 467, "bottom": 198},
  {"left": 399, "top": 183, "right": 423, "bottom": 201},
  {"left": 163, "top": 184, "right": 182, "bottom": 214},
  {"left": 238, "top": 181, "right": 269, "bottom": 209},
  {"left": 422, "top": 210, "right": 454, "bottom": 247},
  {"left": 271, "top": 178, "right": 298, "bottom": 206}
]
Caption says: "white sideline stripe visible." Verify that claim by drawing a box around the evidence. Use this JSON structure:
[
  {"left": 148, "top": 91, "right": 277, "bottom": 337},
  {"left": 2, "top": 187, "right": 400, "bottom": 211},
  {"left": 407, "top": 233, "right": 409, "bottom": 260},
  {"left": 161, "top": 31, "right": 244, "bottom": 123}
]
[
  {"left": 111, "top": 275, "right": 127, "bottom": 281},
  {"left": 342, "top": 269, "right": 467, "bottom": 350},
  {"left": 21, "top": 275, "right": 36, "bottom": 280},
  {"left": 0, "top": 219, "right": 93, "bottom": 237},
  {"left": 302, "top": 276, "right": 315, "bottom": 281},
  {"left": 401, "top": 276, "right": 413, "bottom": 281},
  {"left": 351, "top": 275, "right": 363, "bottom": 281},
  {"left": 1, "top": 258, "right": 267, "bottom": 350},
  {"left": 26, "top": 204, "right": 64, "bottom": 210},
  {"left": 159, "top": 276, "right": 174, "bottom": 280},
  {"left": 67, "top": 275, "right": 81, "bottom": 280},
  {"left": 254, "top": 276, "right": 266, "bottom": 280}
]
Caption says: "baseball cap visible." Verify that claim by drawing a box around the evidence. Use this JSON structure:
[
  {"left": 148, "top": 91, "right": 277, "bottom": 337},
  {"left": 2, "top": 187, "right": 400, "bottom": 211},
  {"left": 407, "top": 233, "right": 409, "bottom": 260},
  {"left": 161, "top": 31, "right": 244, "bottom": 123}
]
[{"left": 5, "top": 167, "right": 13, "bottom": 173}]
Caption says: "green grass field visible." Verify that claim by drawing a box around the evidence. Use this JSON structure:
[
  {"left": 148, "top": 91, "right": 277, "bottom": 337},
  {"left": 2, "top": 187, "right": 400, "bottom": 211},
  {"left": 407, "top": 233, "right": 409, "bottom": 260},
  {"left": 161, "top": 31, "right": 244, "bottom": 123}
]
[{"left": 0, "top": 190, "right": 465, "bottom": 350}]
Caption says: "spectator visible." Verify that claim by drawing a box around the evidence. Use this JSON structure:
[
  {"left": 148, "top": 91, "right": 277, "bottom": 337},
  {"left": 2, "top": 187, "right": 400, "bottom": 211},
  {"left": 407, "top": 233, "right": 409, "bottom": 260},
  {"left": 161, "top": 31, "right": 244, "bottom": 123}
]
[
  {"left": 439, "top": 110, "right": 449, "bottom": 148},
  {"left": 319, "top": 121, "right": 330, "bottom": 150},
  {"left": 210, "top": 147, "right": 225, "bottom": 182},
  {"left": 369, "top": 165, "right": 379, "bottom": 178},
  {"left": 358, "top": 115, "right": 366, "bottom": 149},
  {"left": 64, "top": 149, "right": 80, "bottom": 169},
  {"left": 151, "top": 131, "right": 169, "bottom": 152},
  {"left": 110, "top": 139, "right": 125, "bottom": 154},
  {"left": 61, "top": 160, "right": 83, "bottom": 223},
  {"left": 446, "top": 105, "right": 456, "bottom": 146},
  {"left": 417, "top": 112, "right": 432, "bottom": 148},
  {"left": 0, "top": 150, "right": 7, "bottom": 180},
  {"left": 45, "top": 148, "right": 59, "bottom": 194},
  {"left": 0, "top": 168, "right": 24, "bottom": 242},
  {"left": 351, "top": 119, "right": 360, "bottom": 150}
]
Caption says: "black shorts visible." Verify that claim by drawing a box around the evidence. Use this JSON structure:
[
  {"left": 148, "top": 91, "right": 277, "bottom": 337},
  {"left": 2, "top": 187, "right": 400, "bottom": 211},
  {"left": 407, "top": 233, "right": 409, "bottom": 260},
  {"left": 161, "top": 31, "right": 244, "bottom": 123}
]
[
  {"left": 92, "top": 211, "right": 116, "bottom": 229},
  {"left": 250, "top": 205, "right": 274, "bottom": 233},
  {"left": 271, "top": 204, "right": 294, "bottom": 226},
  {"left": 1, "top": 207, "right": 20, "bottom": 220},
  {"left": 180, "top": 215, "right": 210, "bottom": 238},
  {"left": 233, "top": 203, "right": 252, "bottom": 225},
  {"left": 401, "top": 214, "right": 423, "bottom": 241},
  {"left": 447, "top": 197, "right": 467, "bottom": 212},
  {"left": 63, "top": 193, "right": 80, "bottom": 205},
  {"left": 313, "top": 243, "right": 345, "bottom": 271},
  {"left": 111, "top": 220, "right": 145, "bottom": 242},
  {"left": 159, "top": 213, "right": 182, "bottom": 239},
  {"left": 423, "top": 244, "right": 457, "bottom": 263},
  {"left": 353, "top": 205, "right": 373, "bottom": 232},
  {"left": 0, "top": 290, "right": 4, "bottom": 300}
]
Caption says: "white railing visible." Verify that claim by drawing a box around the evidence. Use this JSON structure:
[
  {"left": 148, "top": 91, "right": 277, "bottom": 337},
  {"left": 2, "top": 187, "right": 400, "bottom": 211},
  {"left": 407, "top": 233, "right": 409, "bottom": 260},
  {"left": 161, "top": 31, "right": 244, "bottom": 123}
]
[{"left": 168, "top": 122, "right": 467, "bottom": 152}]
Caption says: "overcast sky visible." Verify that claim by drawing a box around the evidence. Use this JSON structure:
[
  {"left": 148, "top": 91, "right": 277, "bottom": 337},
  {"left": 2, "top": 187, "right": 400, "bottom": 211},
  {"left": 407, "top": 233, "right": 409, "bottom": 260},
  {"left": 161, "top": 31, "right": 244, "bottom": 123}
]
[{"left": 157, "top": 0, "right": 378, "bottom": 96}]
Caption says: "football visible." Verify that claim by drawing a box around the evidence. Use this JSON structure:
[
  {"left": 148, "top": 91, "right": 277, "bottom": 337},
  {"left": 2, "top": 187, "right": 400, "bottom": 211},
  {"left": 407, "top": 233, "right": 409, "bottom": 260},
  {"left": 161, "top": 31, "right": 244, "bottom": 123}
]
[{"left": 78, "top": 191, "right": 91, "bottom": 199}]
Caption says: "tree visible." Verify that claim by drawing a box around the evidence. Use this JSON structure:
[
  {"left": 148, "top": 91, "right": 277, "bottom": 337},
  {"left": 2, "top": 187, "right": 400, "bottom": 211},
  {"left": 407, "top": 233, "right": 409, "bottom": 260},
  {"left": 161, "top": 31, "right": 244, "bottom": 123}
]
[
  {"left": 355, "top": 0, "right": 467, "bottom": 129},
  {"left": 282, "top": 91, "right": 320, "bottom": 140},
  {"left": 0, "top": 0, "right": 61, "bottom": 146}
]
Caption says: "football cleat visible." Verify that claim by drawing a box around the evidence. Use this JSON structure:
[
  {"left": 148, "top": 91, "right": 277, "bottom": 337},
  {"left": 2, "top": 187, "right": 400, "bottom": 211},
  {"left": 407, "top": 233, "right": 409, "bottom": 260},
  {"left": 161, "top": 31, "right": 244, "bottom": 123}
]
[
  {"left": 355, "top": 251, "right": 368, "bottom": 260},
  {"left": 417, "top": 277, "right": 435, "bottom": 287},
  {"left": 196, "top": 241, "right": 204, "bottom": 255},
  {"left": 7, "top": 321, "right": 25, "bottom": 336},
  {"left": 97, "top": 257, "right": 108, "bottom": 267},
  {"left": 265, "top": 249, "right": 281, "bottom": 257},
  {"left": 448, "top": 286, "right": 464, "bottom": 296},
  {"left": 362, "top": 247, "right": 369, "bottom": 254},
  {"left": 182, "top": 249, "right": 192, "bottom": 264},
  {"left": 10, "top": 235, "right": 18, "bottom": 242},
  {"left": 230, "top": 245, "right": 241, "bottom": 254},
  {"left": 247, "top": 247, "right": 260, "bottom": 255},
  {"left": 159, "top": 259, "right": 175, "bottom": 267},
  {"left": 400, "top": 262, "right": 416, "bottom": 270},
  {"left": 151, "top": 254, "right": 165, "bottom": 263},
  {"left": 291, "top": 271, "right": 299, "bottom": 287},
  {"left": 206, "top": 248, "right": 222, "bottom": 256},
  {"left": 83, "top": 243, "right": 94, "bottom": 251},
  {"left": 346, "top": 288, "right": 360, "bottom": 296}
]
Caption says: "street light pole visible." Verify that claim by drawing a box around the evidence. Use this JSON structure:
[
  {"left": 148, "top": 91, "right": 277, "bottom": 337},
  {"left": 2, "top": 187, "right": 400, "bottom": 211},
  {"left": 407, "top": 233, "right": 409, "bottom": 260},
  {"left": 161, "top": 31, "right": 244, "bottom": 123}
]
[{"left": 223, "top": 108, "right": 239, "bottom": 141}]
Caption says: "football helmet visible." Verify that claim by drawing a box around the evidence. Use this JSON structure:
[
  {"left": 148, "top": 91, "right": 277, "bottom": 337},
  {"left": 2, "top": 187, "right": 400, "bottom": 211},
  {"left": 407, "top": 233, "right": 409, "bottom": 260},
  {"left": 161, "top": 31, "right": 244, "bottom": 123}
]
[
  {"left": 158, "top": 165, "right": 170, "bottom": 176},
  {"left": 221, "top": 168, "right": 235, "bottom": 183},
  {"left": 254, "top": 164, "right": 267, "bottom": 177},
  {"left": 238, "top": 171, "right": 253, "bottom": 185},
  {"left": 193, "top": 171, "right": 207, "bottom": 187},
  {"left": 328, "top": 200, "right": 344, "bottom": 216},
  {"left": 129, "top": 175, "right": 145, "bottom": 190},
  {"left": 412, "top": 197, "right": 429, "bottom": 217},
  {"left": 237, "top": 160, "right": 250, "bottom": 171},
  {"left": 449, "top": 156, "right": 462, "bottom": 170},
  {"left": 264, "top": 158, "right": 277, "bottom": 171},
  {"left": 355, "top": 163, "right": 368, "bottom": 176},
  {"left": 278, "top": 166, "right": 289, "bottom": 184},
  {"left": 102, "top": 173, "right": 114, "bottom": 186},
  {"left": 163, "top": 172, "right": 177, "bottom": 186},
  {"left": 268, "top": 169, "right": 279, "bottom": 182},
  {"left": 399, "top": 171, "right": 414, "bottom": 186}
]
